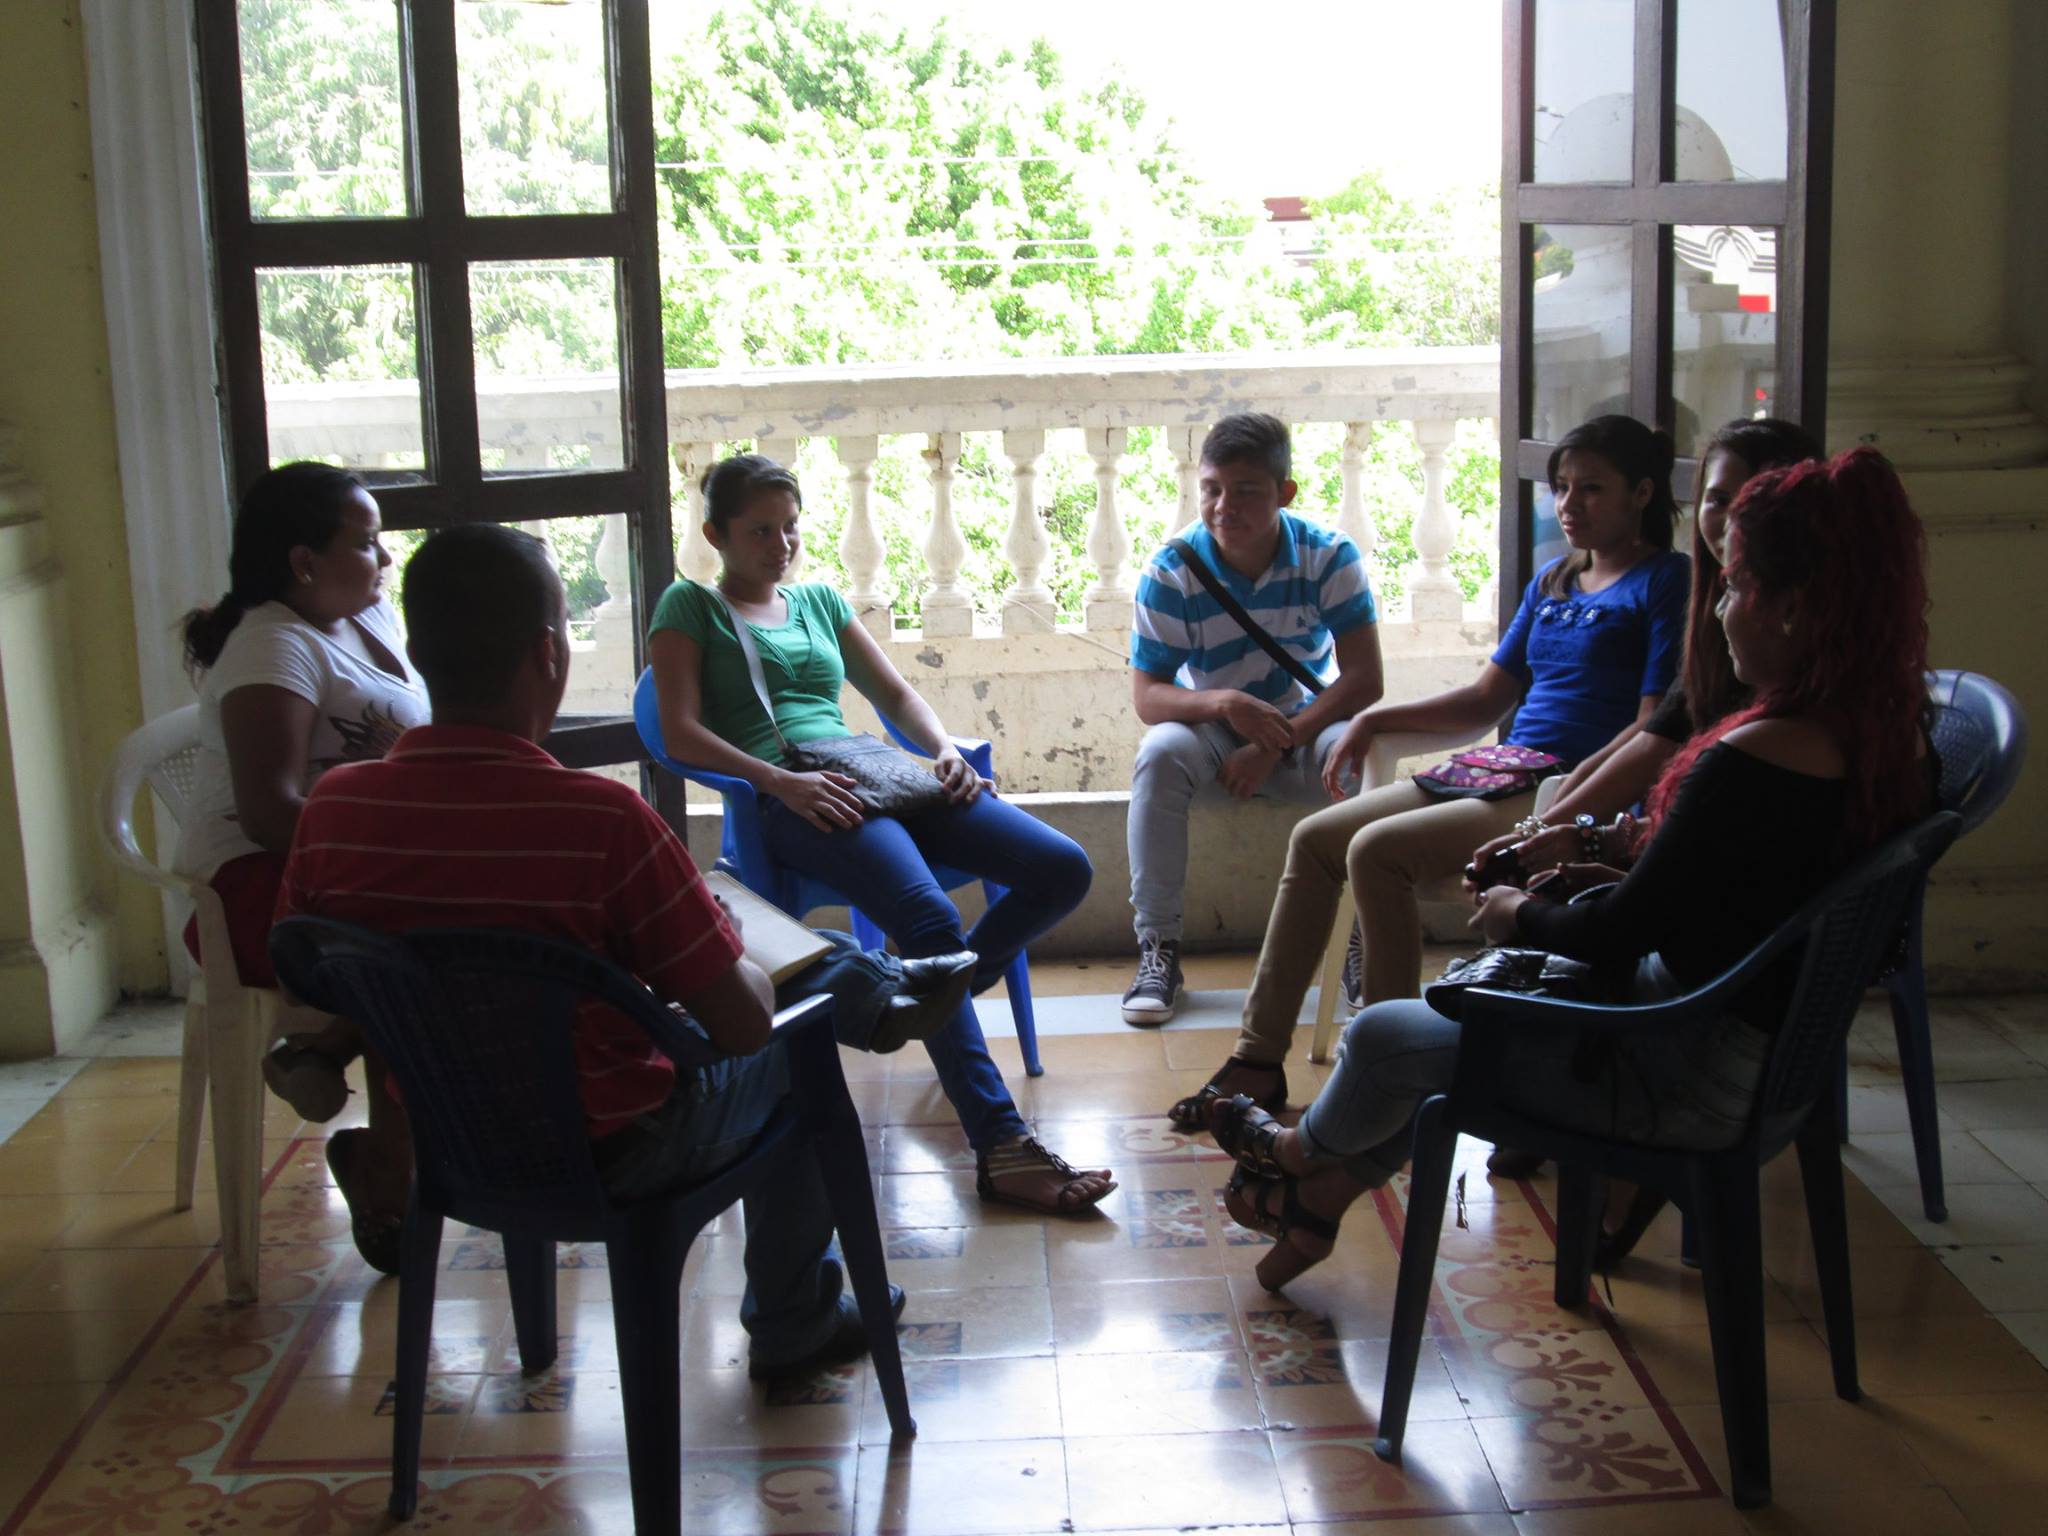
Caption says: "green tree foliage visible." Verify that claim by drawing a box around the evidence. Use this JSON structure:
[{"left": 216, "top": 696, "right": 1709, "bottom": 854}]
[{"left": 240, "top": 0, "right": 1502, "bottom": 623}]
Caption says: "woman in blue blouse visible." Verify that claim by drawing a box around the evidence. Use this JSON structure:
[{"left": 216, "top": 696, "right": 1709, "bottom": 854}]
[{"left": 1169, "top": 415, "right": 1689, "bottom": 1132}]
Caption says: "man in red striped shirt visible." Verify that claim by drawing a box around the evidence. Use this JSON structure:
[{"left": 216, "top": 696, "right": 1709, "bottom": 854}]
[{"left": 278, "top": 523, "right": 969, "bottom": 1380}]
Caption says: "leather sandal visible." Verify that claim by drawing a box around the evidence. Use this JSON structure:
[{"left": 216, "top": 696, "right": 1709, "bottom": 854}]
[
  {"left": 326, "top": 1129, "right": 404, "bottom": 1277},
  {"left": 1224, "top": 1165, "right": 1340, "bottom": 1247},
  {"left": 976, "top": 1137, "right": 1116, "bottom": 1215},
  {"left": 1594, "top": 1186, "right": 1671, "bottom": 1270},
  {"left": 1209, "top": 1093, "right": 1289, "bottom": 1181},
  {"left": 1167, "top": 1061, "right": 1286, "bottom": 1133}
]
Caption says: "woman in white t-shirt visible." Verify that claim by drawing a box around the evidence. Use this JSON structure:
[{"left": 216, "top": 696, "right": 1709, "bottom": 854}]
[{"left": 178, "top": 462, "right": 428, "bottom": 1269}]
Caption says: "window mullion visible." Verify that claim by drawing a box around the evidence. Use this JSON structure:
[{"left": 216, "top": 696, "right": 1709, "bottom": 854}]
[{"left": 403, "top": 0, "right": 482, "bottom": 496}]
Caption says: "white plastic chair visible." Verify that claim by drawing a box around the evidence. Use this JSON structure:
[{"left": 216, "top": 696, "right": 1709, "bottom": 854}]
[
  {"left": 1307, "top": 722, "right": 1563, "bottom": 1063},
  {"left": 99, "top": 705, "right": 326, "bottom": 1303}
]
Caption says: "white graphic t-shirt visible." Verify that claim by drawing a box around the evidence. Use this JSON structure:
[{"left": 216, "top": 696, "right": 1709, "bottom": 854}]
[{"left": 175, "top": 599, "right": 429, "bottom": 880}]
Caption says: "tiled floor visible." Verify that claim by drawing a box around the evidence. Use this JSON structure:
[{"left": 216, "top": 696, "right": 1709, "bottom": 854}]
[{"left": 0, "top": 962, "right": 2044, "bottom": 1534}]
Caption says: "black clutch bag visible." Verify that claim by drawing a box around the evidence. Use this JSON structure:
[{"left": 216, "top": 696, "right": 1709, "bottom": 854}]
[{"left": 1424, "top": 946, "right": 1595, "bottom": 1021}]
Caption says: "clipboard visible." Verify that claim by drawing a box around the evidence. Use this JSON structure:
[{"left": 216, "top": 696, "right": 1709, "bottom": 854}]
[{"left": 703, "top": 871, "right": 833, "bottom": 984}]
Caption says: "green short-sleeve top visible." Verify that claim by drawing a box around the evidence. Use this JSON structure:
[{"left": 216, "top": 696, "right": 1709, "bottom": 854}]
[{"left": 648, "top": 580, "right": 856, "bottom": 765}]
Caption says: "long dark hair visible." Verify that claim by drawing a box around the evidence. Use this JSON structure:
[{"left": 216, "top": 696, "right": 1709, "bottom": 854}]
[
  {"left": 181, "top": 462, "right": 363, "bottom": 672},
  {"left": 1680, "top": 417, "right": 1823, "bottom": 728},
  {"left": 1540, "top": 415, "right": 1678, "bottom": 599},
  {"left": 1648, "top": 448, "right": 1930, "bottom": 854}
]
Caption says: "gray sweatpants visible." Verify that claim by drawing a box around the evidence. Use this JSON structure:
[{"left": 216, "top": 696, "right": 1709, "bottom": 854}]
[{"left": 1127, "top": 717, "right": 1354, "bottom": 944}]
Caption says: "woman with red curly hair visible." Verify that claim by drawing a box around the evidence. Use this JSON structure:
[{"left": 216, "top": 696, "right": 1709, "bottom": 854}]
[{"left": 1204, "top": 447, "right": 1933, "bottom": 1292}]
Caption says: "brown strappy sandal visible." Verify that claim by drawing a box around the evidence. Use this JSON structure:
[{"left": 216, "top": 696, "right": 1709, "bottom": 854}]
[
  {"left": 1208, "top": 1093, "right": 1289, "bottom": 1181},
  {"left": 1166, "top": 1060, "right": 1287, "bottom": 1133},
  {"left": 976, "top": 1137, "right": 1117, "bottom": 1215}
]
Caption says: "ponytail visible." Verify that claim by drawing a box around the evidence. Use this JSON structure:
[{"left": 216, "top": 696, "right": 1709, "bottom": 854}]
[{"left": 179, "top": 462, "right": 362, "bottom": 674}]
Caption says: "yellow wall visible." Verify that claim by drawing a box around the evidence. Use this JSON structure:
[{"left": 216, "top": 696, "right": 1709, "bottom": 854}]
[{"left": 0, "top": 1, "right": 162, "bottom": 992}]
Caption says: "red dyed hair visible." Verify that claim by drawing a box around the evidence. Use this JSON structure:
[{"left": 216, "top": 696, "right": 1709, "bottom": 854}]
[{"left": 1646, "top": 446, "right": 1929, "bottom": 853}]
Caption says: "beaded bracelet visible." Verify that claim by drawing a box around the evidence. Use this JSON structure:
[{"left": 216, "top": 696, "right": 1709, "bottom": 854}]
[{"left": 1513, "top": 813, "right": 1548, "bottom": 841}]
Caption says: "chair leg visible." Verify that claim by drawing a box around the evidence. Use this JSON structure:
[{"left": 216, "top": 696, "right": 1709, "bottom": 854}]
[
  {"left": 611, "top": 1214, "right": 690, "bottom": 1536},
  {"left": 1310, "top": 892, "right": 1353, "bottom": 1065},
  {"left": 503, "top": 1237, "right": 558, "bottom": 1376},
  {"left": 1375, "top": 1096, "right": 1456, "bottom": 1464},
  {"left": 1003, "top": 951, "right": 1043, "bottom": 1079},
  {"left": 207, "top": 992, "right": 270, "bottom": 1304},
  {"left": 173, "top": 992, "right": 209, "bottom": 1213},
  {"left": 1795, "top": 1108, "right": 1862, "bottom": 1403},
  {"left": 1887, "top": 915, "right": 1946, "bottom": 1222},
  {"left": 388, "top": 1204, "right": 445, "bottom": 1521},
  {"left": 1552, "top": 1165, "right": 1603, "bottom": 1309},
  {"left": 1835, "top": 1043, "right": 1851, "bottom": 1145},
  {"left": 816, "top": 1117, "right": 916, "bottom": 1440},
  {"left": 1691, "top": 1157, "right": 1772, "bottom": 1509}
]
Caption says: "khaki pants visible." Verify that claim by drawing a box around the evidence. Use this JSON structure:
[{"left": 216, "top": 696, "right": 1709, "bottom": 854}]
[{"left": 1234, "top": 781, "right": 1536, "bottom": 1065}]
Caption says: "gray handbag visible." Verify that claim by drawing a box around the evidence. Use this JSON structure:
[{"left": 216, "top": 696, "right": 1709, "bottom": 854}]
[{"left": 705, "top": 585, "right": 950, "bottom": 818}]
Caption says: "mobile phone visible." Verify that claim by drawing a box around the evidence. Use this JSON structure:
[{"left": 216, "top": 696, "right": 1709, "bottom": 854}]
[
  {"left": 1523, "top": 867, "right": 1567, "bottom": 899},
  {"left": 1464, "top": 845, "right": 1522, "bottom": 889}
]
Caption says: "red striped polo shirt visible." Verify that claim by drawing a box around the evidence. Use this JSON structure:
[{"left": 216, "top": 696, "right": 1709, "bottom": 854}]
[{"left": 275, "top": 724, "right": 744, "bottom": 1136}]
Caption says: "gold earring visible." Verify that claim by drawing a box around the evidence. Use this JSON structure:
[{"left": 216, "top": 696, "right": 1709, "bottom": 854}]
[{"left": 1781, "top": 619, "right": 1794, "bottom": 635}]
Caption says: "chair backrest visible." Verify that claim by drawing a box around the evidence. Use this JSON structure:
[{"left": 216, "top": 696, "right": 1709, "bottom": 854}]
[
  {"left": 270, "top": 916, "right": 722, "bottom": 1227},
  {"left": 1757, "top": 810, "right": 1963, "bottom": 1127},
  {"left": 1926, "top": 669, "right": 2028, "bottom": 834},
  {"left": 98, "top": 704, "right": 203, "bottom": 894}
]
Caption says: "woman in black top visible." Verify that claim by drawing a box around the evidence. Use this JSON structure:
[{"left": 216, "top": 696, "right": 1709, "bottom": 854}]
[{"left": 1208, "top": 447, "right": 1932, "bottom": 1292}]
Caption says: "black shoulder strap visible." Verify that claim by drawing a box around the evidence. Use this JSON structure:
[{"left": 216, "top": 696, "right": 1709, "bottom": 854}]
[{"left": 1167, "top": 537, "right": 1324, "bottom": 696}]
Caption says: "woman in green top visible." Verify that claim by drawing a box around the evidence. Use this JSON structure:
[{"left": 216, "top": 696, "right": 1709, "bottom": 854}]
[{"left": 649, "top": 455, "right": 1112, "bottom": 1216}]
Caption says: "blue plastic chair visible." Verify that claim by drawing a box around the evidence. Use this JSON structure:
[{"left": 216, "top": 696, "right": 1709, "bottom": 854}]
[
  {"left": 1837, "top": 670, "right": 2029, "bottom": 1221},
  {"left": 1373, "top": 810, "right": 1963, "bottom": 1509},
  {"left": 269, "top": 917, "right": 914, "bottom": 1533},
  {"left": 633, "top": 667, "right": 1045, "bottom": 1076}
]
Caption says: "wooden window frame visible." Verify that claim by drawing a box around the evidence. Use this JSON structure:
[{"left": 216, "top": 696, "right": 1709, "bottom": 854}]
[
  {"left": 193, "top": 0, "right": 670, "bottom": 766},
  {"left": 1498, "top": 0, "right": 1837, "bottom": 628}
]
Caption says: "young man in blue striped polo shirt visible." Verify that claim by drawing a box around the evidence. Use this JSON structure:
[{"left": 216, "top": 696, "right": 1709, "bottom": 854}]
[{"left": 1124, "top": 413, "right": 1385, "bottom": 1024}]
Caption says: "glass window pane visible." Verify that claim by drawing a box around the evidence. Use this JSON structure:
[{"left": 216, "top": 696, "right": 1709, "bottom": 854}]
[
  {"left": 458, "top": 0, "right": 613, "bottom": 216},
  {"left": 1528, "top": 478, "right": 1572, "bottom": 578},
  {"left": 257, "top": 266, "right": 425, "bottom": 471},
  {"left": 1532, "top": 0, "right": 1636, "bottom": 183},
  {"left": 1529, "top": 224, "right": 1632, "bottom": 443},
  {"left": 1675, "top": 0, "right": 1789, "bottom": 181},
  {"left": 1670, "top": 225, "right": 1780, "bottom": 453},
  {"left": 470, "top": 259, "right": 624, "bottom": 473},
  {"left": 239, "top": 0, "right": 409, "bottom": 219}
]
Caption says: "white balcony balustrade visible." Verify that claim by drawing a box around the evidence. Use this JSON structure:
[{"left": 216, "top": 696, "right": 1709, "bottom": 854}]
[{"left": 266, "top": 349, "right": 1505, "bottom": 795}]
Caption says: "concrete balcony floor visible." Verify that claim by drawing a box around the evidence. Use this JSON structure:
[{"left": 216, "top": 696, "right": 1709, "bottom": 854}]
[{"left": 1, "top": 971, "right": 2044, "bottom": 1532}]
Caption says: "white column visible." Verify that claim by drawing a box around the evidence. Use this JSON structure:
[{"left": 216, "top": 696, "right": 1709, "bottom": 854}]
[
  {"left": 920, "top": 431, "right": 973, "bottom": 637},
  {"left": 1083, "top": 426, "right": 1133, "bottom": 632},
  {"left": 563, "top": 512, "right": 638, "bottom": 711},
  {"left": 1827, "top": 0, "right": 2046, "bottom": 465},
  {"left": 1406, "top": 419, "right": 1462, "bottom": 622},
  {"left": 835, "top": 434, "right": 890, "bottom": 638},
  {"left": 1166, "top": 424, "right": 1202, "bottom": 536},
  {"left": 673, "top": 440, "right": 720, "bottom": 583},
  {"left": 1336, "top": 421, "right": 1378, "bottom": 560},
  {"left": 1000, "top": 428, "right": 1054, "bottom": 634}
]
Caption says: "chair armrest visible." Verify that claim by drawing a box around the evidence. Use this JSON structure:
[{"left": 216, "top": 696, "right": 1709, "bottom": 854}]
[{"left": 877, "top": 715, "right": 995, "bottom": 776}]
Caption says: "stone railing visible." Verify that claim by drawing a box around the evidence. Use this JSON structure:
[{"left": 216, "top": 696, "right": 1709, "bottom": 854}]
[{"left": 267, "top": 350, "right": 1505, "bottom": 791}]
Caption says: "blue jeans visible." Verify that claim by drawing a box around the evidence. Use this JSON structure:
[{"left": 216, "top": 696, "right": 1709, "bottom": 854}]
[
  {"left": 594, "top": 933, "right": 897, "bottom": 1366},
  {"left": 762, "top": 791, "right": 1093, "bottom": 1152}
]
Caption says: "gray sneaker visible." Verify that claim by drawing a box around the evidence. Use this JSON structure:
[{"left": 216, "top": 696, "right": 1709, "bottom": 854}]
[
  {"left": 1341, "top": 919, "right": 1364, "bottom": 1013},
  {"left": 1121, "top": 937, "right": 1184, "bottom": 1027}
]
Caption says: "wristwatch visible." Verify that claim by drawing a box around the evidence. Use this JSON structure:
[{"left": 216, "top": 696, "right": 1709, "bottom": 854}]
[{"left": 1574, "top": 813, "right": 1603, "bottom": 863}]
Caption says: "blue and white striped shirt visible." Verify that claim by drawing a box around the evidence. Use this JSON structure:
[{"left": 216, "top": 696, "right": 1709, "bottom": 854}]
[{"left": 1130, "top": 513, "right": 1378, "bottom": 715}]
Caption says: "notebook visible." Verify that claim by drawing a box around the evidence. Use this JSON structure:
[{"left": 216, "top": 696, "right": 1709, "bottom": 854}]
[{"left": 703, "top": 871, "right": 833, "bottom": 984}]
